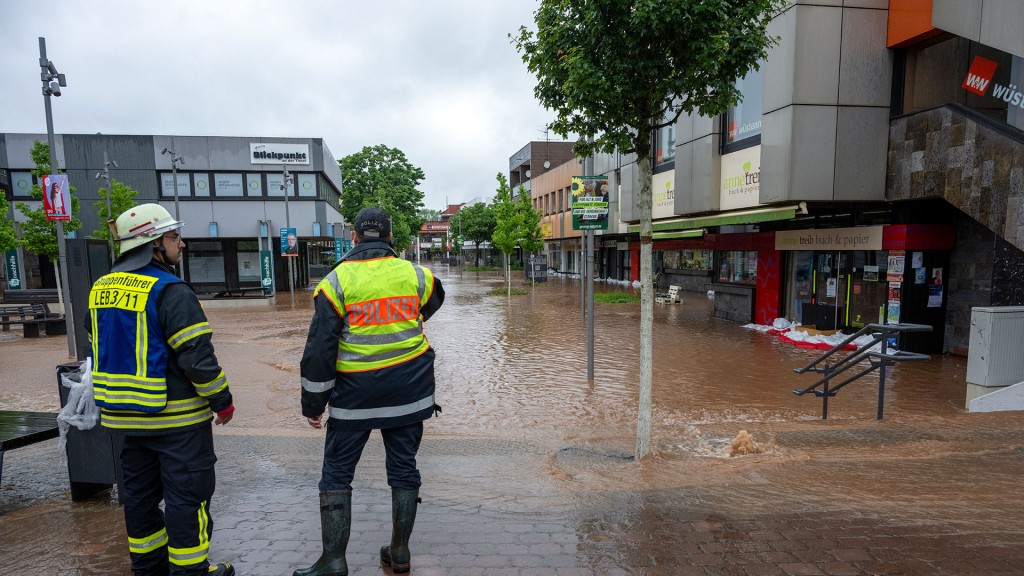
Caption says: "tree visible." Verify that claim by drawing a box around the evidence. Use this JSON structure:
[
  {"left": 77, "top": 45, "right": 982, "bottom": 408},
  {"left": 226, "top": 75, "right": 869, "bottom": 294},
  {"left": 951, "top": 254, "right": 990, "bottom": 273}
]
[
  {"left": 458, "top": 202, "right": 496, "bottom": 265},
  {"left": 338, "top": 145, "right": 426, "bottom": 253},
  {"left": 514, "top": 0, "right": 782, "bottom": 459},
  {"left": 417, "top": 208, "right": 441, "bottom": 222},
  {"left": 16, "top": 140, "right": 82, "bottom": 262},
  {"left": 93, "top": 179, "right": 139, "bottom": 257},
  {"left": 0, "top": 195, "right": 17, "bottom": 253},
  {"left": 516, "top": 186, "right": 545, "bottom": 281},
  {"left": 491, "top": 173, "right": 520, "bottom": 294}
]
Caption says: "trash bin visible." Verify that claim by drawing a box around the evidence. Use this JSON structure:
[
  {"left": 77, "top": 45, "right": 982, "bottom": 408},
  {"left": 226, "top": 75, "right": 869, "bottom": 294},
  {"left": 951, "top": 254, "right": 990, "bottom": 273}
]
[{"left": 57, "top": 361, "right": 123, "bottom": 502}]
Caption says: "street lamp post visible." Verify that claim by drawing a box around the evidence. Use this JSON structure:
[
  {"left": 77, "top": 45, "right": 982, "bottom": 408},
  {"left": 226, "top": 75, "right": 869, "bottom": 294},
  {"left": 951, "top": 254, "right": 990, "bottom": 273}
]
[
  {"left": 282, "top": 165, "right": 295, "bottom": 306},
  {"left": 161, "top": 148, "right": 185, "bottom": 278},
  {"left": 38, "top": 37, "right": 75, "bottom": 358},
  {"left": 95, "top": 151, "right": 118, "bottom": 263}
]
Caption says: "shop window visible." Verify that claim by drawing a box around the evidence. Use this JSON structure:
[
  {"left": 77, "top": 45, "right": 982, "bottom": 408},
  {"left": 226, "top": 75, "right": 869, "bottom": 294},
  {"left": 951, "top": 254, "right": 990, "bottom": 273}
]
[
  {"left": 188, "top": 241, "right": 226, "bottom": 283},
  {"left": 662, "top": 249, "right": 712, "bottom": 271},
  {"left": 717, "top": 250, "right": 757, "bottom": 284},
  {"left": 723, "top": 59, "right": 765, "bottom": 153},
  {"left": 236, "top": 240, "right": 261, "bottom": 283}
]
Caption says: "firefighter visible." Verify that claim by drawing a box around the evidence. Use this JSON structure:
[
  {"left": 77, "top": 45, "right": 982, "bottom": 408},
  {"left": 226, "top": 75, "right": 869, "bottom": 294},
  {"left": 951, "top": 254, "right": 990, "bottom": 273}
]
[
  {"left": 89, "top": 203, "right": 235, "bottom": 576},
  {"left": 296, "top": 206, "right": 445, "bottom": 575}
]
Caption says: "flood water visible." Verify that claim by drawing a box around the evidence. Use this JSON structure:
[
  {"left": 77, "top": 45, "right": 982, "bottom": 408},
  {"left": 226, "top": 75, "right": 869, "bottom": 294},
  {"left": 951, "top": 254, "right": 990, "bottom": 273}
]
[{"left": 3, "top": 264, "right": 1023, "bottom": 574}]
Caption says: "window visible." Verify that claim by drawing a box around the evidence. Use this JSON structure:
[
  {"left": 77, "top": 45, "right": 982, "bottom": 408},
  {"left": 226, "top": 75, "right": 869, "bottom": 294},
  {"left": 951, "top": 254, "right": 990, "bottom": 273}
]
[
  {"left": 663, "top": 249, "right": 712, "bottom": 271},
  {"left": 723, "top": 60, "right": 765, "bottom": 151},
  {"left": 9, "top": 172, "right": 34, "bottom": 197},
  {"left": 267, "top": 173, "right": 290, "bottom": 197},
  {"left": 298, "top": 173, "right": 317, "bottom": 197},
  {"left": 214, "top": 173, "right": 244, "bottom": 197},
  {"left": 194, "top": 173, "right": 210, "bottom": 197},
  {"left": 717, "top": 250, "right": 757, "bottom": 284},
  {"left": 246, "top": 174, "right": 263, "bottom": 197},
  {"left": 236, "top": 240, "right": 261, "bottom": 283},
  {"left": 655, "top": 113, "right": 676, "bottom": 168},
  {"left": 188, "top": 241, "right": 225, "bottom": 283},
  {"left": 160, "top": 173, "right": 191, "bottom": 198}
]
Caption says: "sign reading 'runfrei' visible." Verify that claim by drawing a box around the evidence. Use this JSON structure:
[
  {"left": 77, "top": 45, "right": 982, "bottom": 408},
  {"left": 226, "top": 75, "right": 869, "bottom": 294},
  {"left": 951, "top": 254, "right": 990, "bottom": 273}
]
[
  {"left": 775, "top": 226, "right": 883, "bottom": 251},
  {"left": 571, "top": 176, "right": 609, "bottom": 231}
]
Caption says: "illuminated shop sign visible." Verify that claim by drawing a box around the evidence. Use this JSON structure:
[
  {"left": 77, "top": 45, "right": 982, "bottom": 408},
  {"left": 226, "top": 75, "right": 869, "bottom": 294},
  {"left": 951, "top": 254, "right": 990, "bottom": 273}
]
[{"left": 962, "top": 55, "right": 1024, "bottom": 108}]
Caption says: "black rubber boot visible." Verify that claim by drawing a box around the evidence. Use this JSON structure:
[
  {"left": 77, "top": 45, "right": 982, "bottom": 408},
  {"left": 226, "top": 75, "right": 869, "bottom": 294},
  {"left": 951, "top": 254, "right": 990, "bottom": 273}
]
[
  {"left": 206, "top": 562, "right": 235, "bottom": 575},
  {"left": 293, "top": 490, "right": 351, "bottom": 576},
  {"left": 380, "top": 488, "right": 420, "bottom": 573}
]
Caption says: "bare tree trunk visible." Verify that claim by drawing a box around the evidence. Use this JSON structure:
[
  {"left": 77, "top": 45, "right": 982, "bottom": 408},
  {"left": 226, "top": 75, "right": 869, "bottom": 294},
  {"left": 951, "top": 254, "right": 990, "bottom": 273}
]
[{"left": 636, "top": 149, "right": 654, "bottom": 460}]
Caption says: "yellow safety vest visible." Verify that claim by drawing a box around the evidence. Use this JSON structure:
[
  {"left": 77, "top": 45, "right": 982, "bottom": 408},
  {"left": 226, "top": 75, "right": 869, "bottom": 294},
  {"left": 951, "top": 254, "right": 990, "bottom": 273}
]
[{"left": 316, "top": 256, "right": 433, "bottom": 373}]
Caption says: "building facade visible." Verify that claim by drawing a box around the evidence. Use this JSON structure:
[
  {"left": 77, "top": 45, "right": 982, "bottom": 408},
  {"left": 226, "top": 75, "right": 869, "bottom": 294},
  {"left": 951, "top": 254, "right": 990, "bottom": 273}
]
[
  {"left": 1, "top": 133, "right": 345, "bottom": 295},
  {"left": 512, "top": 0, "right": 1024, "bottom": 356}
]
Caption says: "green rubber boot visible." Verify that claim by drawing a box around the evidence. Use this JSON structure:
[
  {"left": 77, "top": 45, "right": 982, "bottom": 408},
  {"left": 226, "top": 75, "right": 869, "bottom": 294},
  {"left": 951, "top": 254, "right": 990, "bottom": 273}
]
[
  {"left": 293, "top": 491, "right": 351, "bottom": 576},
  {"left": 379, "top": 488, "right": 420, "bottom": 573}
]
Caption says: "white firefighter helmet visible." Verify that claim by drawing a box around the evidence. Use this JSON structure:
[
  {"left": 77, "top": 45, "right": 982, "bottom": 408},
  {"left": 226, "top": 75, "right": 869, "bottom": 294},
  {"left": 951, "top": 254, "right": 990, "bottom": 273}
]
[{"left": 114, "top": 203, "right": 184, "bottom": 253}]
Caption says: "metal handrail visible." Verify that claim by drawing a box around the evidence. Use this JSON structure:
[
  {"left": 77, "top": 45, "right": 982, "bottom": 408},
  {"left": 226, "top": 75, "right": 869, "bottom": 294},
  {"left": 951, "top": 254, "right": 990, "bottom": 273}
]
[{"left": 793, "top": 323, "right": 932, "bottom": 420}]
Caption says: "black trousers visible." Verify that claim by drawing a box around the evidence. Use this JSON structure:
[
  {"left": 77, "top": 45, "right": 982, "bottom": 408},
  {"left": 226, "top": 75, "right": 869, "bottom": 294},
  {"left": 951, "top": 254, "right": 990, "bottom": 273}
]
[
  {"left": 120, "top": 425, "right": 218, "bottom": 576},
  {"left": 320, "top": 421, "right": 423, "bottom": 491}
]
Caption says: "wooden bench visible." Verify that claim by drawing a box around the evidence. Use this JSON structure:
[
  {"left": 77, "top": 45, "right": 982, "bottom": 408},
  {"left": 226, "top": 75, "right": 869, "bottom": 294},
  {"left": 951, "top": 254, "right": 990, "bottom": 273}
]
[
  {"left": 0, "top": 303, "right": 65, "bottom": 337},
  {"left": 0, "top": 410, "right": 60, "bottom": 486}
]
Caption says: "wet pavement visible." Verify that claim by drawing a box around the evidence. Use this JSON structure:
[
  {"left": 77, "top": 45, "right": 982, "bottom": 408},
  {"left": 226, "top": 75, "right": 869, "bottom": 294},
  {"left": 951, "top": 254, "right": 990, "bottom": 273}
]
[{"left": 2, "top": 265, "right": 1024, "bottom": 575}]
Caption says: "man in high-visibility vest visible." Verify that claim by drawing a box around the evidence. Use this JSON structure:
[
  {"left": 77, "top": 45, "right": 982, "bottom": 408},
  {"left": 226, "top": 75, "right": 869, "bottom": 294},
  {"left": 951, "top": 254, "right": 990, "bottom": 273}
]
[
  {"left": 89, "top": 203, "right": 235, "bottom": 576},
  {"left": 296, "top": 206, "right": 444, "bottom": 576}
]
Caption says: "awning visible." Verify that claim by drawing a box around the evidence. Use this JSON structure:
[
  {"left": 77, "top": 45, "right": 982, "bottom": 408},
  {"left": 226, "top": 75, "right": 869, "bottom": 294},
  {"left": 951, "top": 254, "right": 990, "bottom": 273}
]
[
  {"left": 628, "top": 204, "right": 803, "bottom": 234},
  {"left": 652, "top": 229, "right": 705, "bottom": 240}
]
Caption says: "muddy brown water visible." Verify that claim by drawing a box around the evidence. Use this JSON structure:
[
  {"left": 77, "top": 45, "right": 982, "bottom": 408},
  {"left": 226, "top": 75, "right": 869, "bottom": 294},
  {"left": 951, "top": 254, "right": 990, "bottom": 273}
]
[{"left": 2, "top": 265, "right": 1023, "bottom": 574}]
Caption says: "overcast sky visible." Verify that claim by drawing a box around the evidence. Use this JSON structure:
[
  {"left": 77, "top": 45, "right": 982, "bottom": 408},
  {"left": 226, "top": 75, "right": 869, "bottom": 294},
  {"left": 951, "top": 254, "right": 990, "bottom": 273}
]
[{"left": 1, "top": 0, "right": 562, "bottom": 212}]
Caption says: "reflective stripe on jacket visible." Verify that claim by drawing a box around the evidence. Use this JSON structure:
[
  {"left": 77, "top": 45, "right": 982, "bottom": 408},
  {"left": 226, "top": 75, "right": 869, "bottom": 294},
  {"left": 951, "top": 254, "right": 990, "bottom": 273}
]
[{"left": 315, "top": 256, "right": 434, "bottom": 373}]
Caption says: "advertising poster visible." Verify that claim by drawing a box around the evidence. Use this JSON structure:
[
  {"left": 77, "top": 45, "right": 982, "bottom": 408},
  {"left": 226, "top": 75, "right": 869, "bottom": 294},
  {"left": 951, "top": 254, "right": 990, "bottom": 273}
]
[
  {"left": 863, "top": 265, "right": 879, "bottom": 282},
  {"left": 334, "top": 238, "right": 345, "bottom": 263},
  {"left": 887, "top": 281, "right": 902, "bottom": 324},
  {"left": 928, "top": 268, "right": 944, "bottom": 307},
  {"left": 914, "top": 268, "right": 926, "bottom": 284},
  {"left": 42, "top": 174, "right": 71, "bottom": 221},
  {"left": 280, "top": 227, "right": 298, "bottom": 256},
  {"left": 887, "top": 250, "right": 905, "bottom": 281},
  {"left": 571, "top": 176, "right": 609, "bottom": 231}
]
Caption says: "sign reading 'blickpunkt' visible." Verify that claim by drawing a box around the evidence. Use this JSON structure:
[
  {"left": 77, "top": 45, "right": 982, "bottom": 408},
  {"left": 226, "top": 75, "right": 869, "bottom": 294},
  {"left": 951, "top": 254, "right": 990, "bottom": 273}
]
[{"left": 250, "top": 143, "right": 310, "bottom": 165}]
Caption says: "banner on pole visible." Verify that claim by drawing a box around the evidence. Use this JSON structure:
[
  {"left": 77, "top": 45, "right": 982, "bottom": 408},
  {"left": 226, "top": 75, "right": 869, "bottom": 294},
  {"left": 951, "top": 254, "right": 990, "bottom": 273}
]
[
  {"left": 43, "top": 174, "right": 71, "bottom": 221},
  {"left": 5, "top": 249, "right": 21, "bottom": 289},
  {"left": 571, "top": 176, "right": 609, "bottom": 231}
]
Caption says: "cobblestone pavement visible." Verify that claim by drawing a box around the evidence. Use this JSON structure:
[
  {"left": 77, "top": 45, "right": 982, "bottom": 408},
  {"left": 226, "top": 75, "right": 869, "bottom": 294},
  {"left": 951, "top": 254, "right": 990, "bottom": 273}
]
[{"left": 4, "top": 416, "right": 1024, "bottom": 575}]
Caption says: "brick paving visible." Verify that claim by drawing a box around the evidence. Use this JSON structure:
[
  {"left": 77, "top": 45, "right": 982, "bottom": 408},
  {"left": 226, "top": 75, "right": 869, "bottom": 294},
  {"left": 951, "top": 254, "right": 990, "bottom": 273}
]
[{"left": 4, "top": 419, "right": 1024, "bottom": 575}]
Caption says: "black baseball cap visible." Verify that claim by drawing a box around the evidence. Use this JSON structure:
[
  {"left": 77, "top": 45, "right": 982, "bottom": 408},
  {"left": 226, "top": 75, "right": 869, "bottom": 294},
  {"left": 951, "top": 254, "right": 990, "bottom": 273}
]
[{"left": 353, "top": 207, "right": 392, "bottom": 239}]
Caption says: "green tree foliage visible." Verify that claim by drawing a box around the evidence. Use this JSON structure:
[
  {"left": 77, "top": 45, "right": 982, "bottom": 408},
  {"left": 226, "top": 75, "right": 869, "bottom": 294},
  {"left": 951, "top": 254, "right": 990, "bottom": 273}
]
[
  {"left": 457, "top": 202, "right": 496, "bottom": 262},
  {"left": 93, "top": 179, "right": 140, "bottom": 259},
  {"left": 15, "top": 140, "right": 82, "bottom": 261},
  {"left": 514, "top": 0, "right": 782, "bottom": 458},
  {"left": 338, "top": 145, "right": 426, "bottom": 252},
  {"left": 0, "top": 196, "right": 17, "bottom": 252},
  {"left": 417, "top": 208, "right": 441, "bottom": 222},
  {"left": 515, "top": 186, "right": 544, "bottom": 254},
  {"left": 93, "top": 179, "right": 140, "bottom": 240},
  {"left": 491, "top": 173, "right": 518, "bottom": 258}
]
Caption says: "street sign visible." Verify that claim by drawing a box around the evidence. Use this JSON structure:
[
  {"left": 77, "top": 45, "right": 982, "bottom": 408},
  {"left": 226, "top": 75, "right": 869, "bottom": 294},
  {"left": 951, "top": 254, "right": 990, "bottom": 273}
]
[{"left": 571, "top": 176, "right": 609, "bottom": 230}]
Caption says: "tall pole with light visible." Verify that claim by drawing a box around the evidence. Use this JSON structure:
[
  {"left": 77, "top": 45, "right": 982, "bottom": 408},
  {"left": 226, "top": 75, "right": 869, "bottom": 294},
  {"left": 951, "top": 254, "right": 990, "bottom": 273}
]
[
  {"left": 282, "top": 165, "right": 295, "bottom": 306},
  {"left": 94, "top": 151, "right": 118, "bottom": 263},
  {"left": 38, "top": 37, "right": 75, "bottom": 358},
  {"left": 161, "top": 147, "right": 185, "bottom": 277}
]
